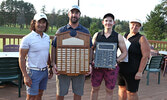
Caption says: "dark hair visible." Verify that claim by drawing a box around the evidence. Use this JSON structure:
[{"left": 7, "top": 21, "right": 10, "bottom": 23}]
[
  {"left": 103, "top": 13, "right": 115, "bottom": 20},
  {"left": 30, "top": 19, "right": 49, "bottom": 32}
]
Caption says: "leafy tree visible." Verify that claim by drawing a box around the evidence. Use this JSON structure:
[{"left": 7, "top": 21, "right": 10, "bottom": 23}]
[
  {"left": 0, "top": 0, "right": 17, "bottom": 26},
  {"left": 143, "top": 4, "right": 167, "bottom": 40},
  {"left": 41, "top": 5, "right": 46, "bottom": 13},
  {"left": 80, "top": 15, "right": 91, "bottom": 28},
  {"left": 0, "top": 0, "right": 36, "bottom": 28},
  {"left": 161, "top": 0, "right": 167, "bottom": 17},
  {"left": 161, "top": 0, "right": 167, "bottom": 34},
  {"left": 48, "top": 8, "right": 56, "bottom": 32},
  {"left": 115, "top": 20, "right": 129, "bottom": 34},
  {"left": 91, "top": 18, "right": 103, "bottom": 30},
  {"left": 115, "top": 24, "right": 123, "bottom": 33},
  {"left": 55, "top": 9, "right": 68, "bottom": 28},
  {"left": 89, "top": 22, "right": 99, "bottom": 36},
  {"left": 23, "top": 2, "right": 36, "bottom": 28}
]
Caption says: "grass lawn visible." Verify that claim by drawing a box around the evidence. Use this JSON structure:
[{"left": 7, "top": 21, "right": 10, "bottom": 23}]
[{"left": 0, "top": 26, "right": 56, "bottom": 35}]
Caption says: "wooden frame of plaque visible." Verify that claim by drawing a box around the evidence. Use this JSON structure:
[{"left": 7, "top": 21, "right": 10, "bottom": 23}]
[{"left": 56, "top": 31, "right": 90, "bottom": 76}]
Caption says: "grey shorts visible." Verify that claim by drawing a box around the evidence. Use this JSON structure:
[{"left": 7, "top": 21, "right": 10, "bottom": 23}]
[{"left": 56, "top": 74, "right": 85, "bottom": 96}]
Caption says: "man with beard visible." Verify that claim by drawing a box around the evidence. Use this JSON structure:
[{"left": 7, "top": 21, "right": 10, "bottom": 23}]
[{"left": 51, "top": 5, "right": 92, "bottom": 100}]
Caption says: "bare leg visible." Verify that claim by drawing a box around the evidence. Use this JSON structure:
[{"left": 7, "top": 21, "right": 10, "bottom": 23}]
[
  {"left": 127, "top": 91, "right": 138, "bottom": 100},
  {"left": 105, "top": 87, "right": 114, "bottom": 100},
  {"left": 35, "top": 89, "right": 44, "bottom": 100},
  {"left": 26, "top": 94, "right": 36, "bottom": 100},
  {"left": 90, "top": 86, "right": 100, "bottom": 100},
  {"left": 56, "top": 94, "right": 64, "bottom": 100},
  {"left": 118, "top": 86, "right": 127, "bottom": 100},
  {"left": 74, "top": 93, "right": 81, "bottom": 100}
]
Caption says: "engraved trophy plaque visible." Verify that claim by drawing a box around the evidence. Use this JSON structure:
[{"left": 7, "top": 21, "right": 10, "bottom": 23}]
[
  {"left": 56, "top": 31, "right": 90, "bottom": 76},
  {"left": 94, "top": 42, "right": 117, "bottom": 69}
]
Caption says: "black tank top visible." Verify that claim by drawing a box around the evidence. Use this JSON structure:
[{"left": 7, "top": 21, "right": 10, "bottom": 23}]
[
  {"left": 119, "top": 32, "right": 142, "bottom": 73},
  {"left": 96, "top": 30, "right": 119, "bottom": 45},
  {"left": 95, "top": 30, "right": 119, "bottom": 61}
]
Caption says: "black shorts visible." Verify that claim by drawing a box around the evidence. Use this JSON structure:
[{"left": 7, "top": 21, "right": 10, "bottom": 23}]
[{"left": 118, "top": 72, "right": 140, "bottom": 92}]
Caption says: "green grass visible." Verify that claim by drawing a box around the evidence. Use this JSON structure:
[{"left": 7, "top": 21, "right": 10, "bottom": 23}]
[
  {"left": 0, "top": 26, "right": 57, "bottom": 35},
  {"left": 0, "top": 26, "right": 30, "bottom": 35}
]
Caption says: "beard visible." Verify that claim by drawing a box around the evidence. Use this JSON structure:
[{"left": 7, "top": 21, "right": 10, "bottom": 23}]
[{"left": 70, "top": 17, "right": 79, "bottom": 24}]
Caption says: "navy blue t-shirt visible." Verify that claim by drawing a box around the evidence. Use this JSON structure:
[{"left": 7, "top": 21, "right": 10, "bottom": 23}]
[{"left": 52, "top": 24, "right": 92, "bottom": 47}]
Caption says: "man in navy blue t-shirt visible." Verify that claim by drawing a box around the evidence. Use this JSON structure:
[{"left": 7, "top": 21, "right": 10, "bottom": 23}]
[{"left": 51, "top": 5, "right": 92, "bottom": 100}]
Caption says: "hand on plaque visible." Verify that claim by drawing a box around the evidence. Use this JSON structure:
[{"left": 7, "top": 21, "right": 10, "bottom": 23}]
[
  {"left": 52, "top": 64, "right": 59, "bottom": 75},
  {"left": 48, "top": 68, "right": 53, "bottom": 79},
  {"left": 86, "top": 64, "right": 92, "bottom": 76}
]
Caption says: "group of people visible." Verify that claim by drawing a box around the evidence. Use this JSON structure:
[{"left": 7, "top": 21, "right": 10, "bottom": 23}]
[{"left": 19, "top": 5, "right": 150, "bottom": 100}]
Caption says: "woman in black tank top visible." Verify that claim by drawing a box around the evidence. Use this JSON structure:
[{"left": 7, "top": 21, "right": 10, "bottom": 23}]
[{"left": 118, "top": 19, "right": 150, "bottom": 100}]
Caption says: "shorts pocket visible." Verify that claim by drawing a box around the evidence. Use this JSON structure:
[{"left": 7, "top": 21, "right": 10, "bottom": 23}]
[{"left": 27, "top": 69, "right": 33, "bottom": 78}]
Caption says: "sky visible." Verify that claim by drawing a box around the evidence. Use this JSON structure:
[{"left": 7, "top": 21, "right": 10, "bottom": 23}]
[{"left": 1, "top": 0, "right": 161, "bottom": 22}]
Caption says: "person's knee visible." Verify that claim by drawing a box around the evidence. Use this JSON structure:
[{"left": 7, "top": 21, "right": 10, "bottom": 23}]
[
  {"left": 26, "top": 94, "right": 36, "bottom": 100},
  {"left": 118, "top": 86, "right": 126, "bottom": 93},
  {"left": 119, "top": 86, "right": 126, "bottom": 90},
  {"left": 92, "top": 86, "right": 100, "bottom": 93},
  {"left": 38, "top": 90, "right": 44, "bottom": 97},
  {"left": 106, "top": 88, "right": 113, "bottom": 94},
  {"left": 74, "top": 93, "right": 81, "bottom": 98},
  {"left": 127, "top": 91, "right": 137, "bottom": 96}
]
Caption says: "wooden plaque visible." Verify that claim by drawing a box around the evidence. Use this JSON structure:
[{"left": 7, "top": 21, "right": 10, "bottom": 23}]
[{"left": 56, "top": 31, "right": 90, "bottom": 76}]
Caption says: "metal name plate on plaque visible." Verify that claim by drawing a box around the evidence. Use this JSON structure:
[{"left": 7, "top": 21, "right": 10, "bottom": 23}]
[{"left": 94, "top": 42, "right": 117, "bottom": 69}]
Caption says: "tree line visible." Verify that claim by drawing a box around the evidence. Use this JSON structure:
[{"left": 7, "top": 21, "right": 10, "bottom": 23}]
[
  {"left": 143, "top": 0, "right": 167, "bottom": 40},
  {"left": 0, "top": 0, "right": 166, "bottom": 40}
]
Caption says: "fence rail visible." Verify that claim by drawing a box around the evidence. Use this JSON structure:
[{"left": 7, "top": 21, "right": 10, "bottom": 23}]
[
  {"left": 0, "top": 34, "right": 167, "bottom": 51},
  {"left": 0, "top": 34, "right": 54, "bottom": 51},
  {"left": 148, "top": 40, "right": 167, "bottom": 51}
]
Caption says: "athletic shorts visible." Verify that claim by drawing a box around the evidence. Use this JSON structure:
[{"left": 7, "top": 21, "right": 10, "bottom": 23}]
[
  {"left": 91, "top": 66, "right": 119, "bottom": 90},
  {"left": 118, "top": 72, "right": 140, "bottom": 92},
  {"left": 26, "top": 69, "right": 48, "bottom": 95},
  {"left": 56, "top": 74, "right": 85, "bottom": 96}
]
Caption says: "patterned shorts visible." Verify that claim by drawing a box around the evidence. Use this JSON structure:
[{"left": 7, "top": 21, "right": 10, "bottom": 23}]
[{"left": 91, "top": 66, "right": 119, "bottom": 90}]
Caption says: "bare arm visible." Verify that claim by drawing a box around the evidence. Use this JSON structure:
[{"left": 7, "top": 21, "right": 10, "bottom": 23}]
[
  {"left": 117, "top": 34, "right": 127, "bottom": 63},
  {"left": 51, "top": 45, "right": 59, "bottom": 74},
  {"left": 91, "top": 32, "right": 98, "bottom": 60},
  {"left": 48, "top": 53, "right": 53, "bottom": 79},
  {"left": 135, "top": 36, "right": 150, "bottom": 80},
  {"left": 92, "top": 32, "right": 98, "bottom": 46},
  {"left": 19, "top": 48, "right": 32, "bottom": 87},
  {"left": 138, "top": 36, "right": 150, "bottom": 73},
  {"left": 19, "top": 48, "right": 28, "bottom": 77}
]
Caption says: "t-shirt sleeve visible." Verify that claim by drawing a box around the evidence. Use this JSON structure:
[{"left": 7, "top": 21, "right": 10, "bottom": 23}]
[
  {"left": 51, "top": 36, "right": 57, "bottom": 47},
  {"left": 20, "top": 37, "right": 30, "bottom": 49}
]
